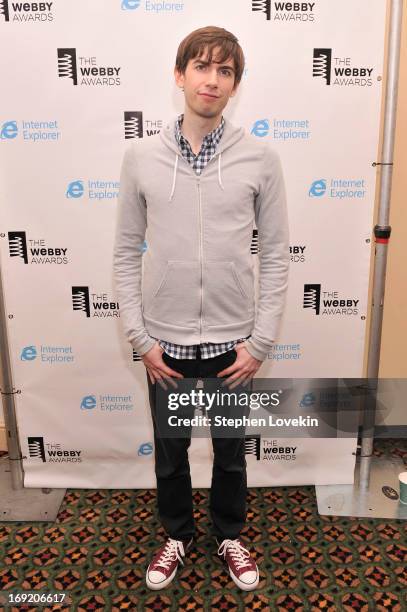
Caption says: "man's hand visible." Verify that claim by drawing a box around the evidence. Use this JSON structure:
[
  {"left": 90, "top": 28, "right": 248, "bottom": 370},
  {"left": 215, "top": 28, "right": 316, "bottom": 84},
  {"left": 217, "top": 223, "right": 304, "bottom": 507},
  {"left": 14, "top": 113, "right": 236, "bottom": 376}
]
[
  {"left": 216, "top": 342, "right": 263, "bottom": 389},
  {"left": 142, "top": 341, "right": 184, "bottom": 389}
]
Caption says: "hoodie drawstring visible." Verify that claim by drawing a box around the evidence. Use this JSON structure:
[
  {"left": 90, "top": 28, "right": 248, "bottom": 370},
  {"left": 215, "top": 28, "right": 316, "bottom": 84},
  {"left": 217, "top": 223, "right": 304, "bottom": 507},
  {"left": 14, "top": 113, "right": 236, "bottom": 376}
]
[
  {"left": 168, "top": 151, "right": 224, "bottom": 202},
  {"left": 168, "top": 154, "right": 179, "bottom": 202},
  {"left": 217, "top": 152, "right": 224, "bottom": 190}
]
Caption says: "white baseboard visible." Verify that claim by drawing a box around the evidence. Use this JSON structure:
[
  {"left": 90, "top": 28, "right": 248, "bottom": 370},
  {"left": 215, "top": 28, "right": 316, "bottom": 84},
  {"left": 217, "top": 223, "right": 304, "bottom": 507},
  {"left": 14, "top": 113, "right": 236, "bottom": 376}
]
[{"left": 0, "top": 424, "right": 7, "bottom": 451}]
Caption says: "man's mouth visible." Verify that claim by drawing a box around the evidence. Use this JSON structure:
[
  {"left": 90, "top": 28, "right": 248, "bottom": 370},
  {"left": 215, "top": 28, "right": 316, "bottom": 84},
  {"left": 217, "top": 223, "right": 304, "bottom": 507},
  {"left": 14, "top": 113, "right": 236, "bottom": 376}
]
[{"left": 199, "top": 93, "right": 219, "bottom": 99}]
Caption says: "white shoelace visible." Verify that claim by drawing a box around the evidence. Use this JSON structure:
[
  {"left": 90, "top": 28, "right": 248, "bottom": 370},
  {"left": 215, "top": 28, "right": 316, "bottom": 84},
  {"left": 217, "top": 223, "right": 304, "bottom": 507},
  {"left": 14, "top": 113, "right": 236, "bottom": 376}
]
[
  {"left": 154, "top": 538, "right": 186, "bottom": 570},
  {"left": 217, "top": 539, "right": 252, "bottom": 570}
]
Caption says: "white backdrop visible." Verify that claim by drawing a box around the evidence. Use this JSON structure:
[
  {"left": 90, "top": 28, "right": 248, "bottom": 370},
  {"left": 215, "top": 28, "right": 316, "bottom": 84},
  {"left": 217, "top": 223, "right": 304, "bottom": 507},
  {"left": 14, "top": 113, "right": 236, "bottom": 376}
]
[{"left": 0, "top": 0, "right": 387, "bottom": 487}]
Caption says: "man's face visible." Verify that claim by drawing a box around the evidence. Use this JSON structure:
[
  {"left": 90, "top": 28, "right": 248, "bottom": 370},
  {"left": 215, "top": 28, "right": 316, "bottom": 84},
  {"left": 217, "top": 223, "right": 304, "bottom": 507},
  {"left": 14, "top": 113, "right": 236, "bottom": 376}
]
[{"left": 174, "top": 46, "right": 238, "bottom": 119}]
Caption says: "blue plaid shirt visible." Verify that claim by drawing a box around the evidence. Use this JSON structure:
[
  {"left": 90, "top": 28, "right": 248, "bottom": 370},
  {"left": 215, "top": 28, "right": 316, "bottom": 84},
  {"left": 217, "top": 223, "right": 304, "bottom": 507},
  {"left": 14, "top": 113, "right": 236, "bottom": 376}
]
[{"left": 150, "top": 114, "right": 250, "bottom": 359}]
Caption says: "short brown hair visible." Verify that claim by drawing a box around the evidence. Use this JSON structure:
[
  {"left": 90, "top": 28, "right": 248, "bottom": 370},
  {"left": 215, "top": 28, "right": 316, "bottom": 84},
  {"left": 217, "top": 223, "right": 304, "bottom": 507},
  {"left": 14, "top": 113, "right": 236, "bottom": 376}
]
[{"left": 175, "top": 26, "right": 245, "bottom": 86}]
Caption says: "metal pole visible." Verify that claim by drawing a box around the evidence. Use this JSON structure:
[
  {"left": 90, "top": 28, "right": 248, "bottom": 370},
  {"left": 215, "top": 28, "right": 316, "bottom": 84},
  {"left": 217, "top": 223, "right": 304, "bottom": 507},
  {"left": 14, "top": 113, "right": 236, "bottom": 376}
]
[
  {"left": 361, "top": 0, "right": 404, "bottom": 459},
  {"left": 316, "top": 0, "right": 407, "bottom": 519},
  {"left": 0, "top": 251, "right": 24, "bottom": 489},
  {"left": 0, "top": 251, "right": 67, "bottom": 521}
]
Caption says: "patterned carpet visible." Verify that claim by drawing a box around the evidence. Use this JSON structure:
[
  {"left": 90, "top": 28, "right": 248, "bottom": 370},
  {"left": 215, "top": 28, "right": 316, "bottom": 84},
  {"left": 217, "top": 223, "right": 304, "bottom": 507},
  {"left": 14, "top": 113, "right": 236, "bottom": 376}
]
[{"left": 0, "top": 439, "right": 406, "bottom": 611}]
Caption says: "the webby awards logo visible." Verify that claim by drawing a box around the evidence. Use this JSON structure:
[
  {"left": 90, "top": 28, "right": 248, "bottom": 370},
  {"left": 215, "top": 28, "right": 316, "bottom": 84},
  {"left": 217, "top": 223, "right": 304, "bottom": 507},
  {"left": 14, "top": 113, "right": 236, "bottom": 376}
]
[
  {"left": 0, "top": 0, "right": 54, "bottom": 22},
  {"left": 313, "top": 48, "right": 374, "bottom": 87},
  {"left": 8, "top": 231, "right": 68, "bottom": 264},
  {"left": 28, "top": 437, "right": 82, "bottom": 463},
  {"left": 124, "top": 111, "right": 162, "bottom": 139},
  {"left": 57, "top": 48, "right": 121, "bottom": 86},
  {"left": 303, "top": 284, "right": 360, "bottom": 316},
  {"left": 252, "top": 1, "right": 316, "bottom": 22},
  {"left": 71, "top": 286, "right": 119, "bottom": 319}
]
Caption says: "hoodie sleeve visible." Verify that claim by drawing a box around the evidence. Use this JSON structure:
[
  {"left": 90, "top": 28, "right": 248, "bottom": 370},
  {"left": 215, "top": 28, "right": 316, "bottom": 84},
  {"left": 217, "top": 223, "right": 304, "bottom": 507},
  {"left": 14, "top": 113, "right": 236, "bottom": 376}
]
[
  {"left": 113, "top": 144, "right": 156, "bottom": 356},
  {"left": 245, "top": 145, "right": 290, "bottom": 362}
]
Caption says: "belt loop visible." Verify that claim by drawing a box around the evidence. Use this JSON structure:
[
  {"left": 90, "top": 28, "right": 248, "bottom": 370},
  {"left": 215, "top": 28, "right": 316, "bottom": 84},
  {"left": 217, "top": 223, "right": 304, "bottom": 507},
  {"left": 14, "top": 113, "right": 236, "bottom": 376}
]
[{"left": 196, "top": 345, "right": 201, "bottom": 360}]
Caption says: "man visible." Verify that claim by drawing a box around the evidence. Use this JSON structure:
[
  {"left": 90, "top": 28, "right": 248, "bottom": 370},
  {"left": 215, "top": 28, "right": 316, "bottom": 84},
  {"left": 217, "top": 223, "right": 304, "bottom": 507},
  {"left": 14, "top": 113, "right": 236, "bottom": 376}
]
[{"left": 113, "top": 26, "right": 289, "bottom": 591}]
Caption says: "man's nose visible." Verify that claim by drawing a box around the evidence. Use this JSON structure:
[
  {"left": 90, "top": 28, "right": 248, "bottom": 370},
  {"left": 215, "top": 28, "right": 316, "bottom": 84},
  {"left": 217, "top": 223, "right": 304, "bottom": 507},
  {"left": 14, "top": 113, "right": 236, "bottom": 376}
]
[{"left": 205, "top": 68, "right": 219, "bottom": 87}]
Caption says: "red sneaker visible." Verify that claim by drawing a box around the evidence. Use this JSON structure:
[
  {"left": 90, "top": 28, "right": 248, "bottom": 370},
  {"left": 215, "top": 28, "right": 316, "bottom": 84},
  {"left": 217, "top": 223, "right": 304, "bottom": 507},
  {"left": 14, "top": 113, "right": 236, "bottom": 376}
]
[
  {"left": 146, "top": 537, "right": 192, "bottom": 590},
  {"left": 217, "top": 538, "right": 259, "bottom": 591}
]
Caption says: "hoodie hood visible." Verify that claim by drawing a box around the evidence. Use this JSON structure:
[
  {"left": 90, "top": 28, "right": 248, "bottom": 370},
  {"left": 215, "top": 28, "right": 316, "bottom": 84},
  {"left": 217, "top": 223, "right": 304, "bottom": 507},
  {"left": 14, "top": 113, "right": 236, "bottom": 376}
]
[{"left": 159, "top": 116, "right": 246, "bottom": 201}]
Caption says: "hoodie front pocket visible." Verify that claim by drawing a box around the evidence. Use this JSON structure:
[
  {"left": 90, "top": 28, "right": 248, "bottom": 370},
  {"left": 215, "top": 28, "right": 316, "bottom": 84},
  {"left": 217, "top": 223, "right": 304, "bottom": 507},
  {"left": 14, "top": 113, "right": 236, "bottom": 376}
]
[
  {"left": 203, "top": 261, "right": 253, "bottom": 327},
  {"left": 145, "top": 260, "right": 201, "bottom": 327}
]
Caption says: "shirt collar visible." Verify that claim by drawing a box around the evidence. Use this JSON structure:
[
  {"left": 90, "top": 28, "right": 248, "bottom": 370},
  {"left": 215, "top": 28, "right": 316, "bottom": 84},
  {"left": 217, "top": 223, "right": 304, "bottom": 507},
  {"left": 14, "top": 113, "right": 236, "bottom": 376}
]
[{"left": 175, "top": 113, "right": 225, "bottom": 150}]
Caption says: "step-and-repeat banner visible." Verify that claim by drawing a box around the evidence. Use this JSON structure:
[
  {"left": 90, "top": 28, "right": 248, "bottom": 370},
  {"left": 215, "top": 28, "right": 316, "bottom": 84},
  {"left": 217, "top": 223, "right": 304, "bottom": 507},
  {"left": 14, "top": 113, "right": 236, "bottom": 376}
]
[{"left": 1, "top": 1, "right": 386, "bottom": 488}]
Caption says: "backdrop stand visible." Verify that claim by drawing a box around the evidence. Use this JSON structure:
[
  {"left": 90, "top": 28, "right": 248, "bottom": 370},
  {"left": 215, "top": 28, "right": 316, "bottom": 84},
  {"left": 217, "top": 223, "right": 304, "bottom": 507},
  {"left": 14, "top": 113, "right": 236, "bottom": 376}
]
[
  {"left": 0, "top": 258, "right": 66, "bottom": 522},
  {"left": 316, "top": 0, "right": 406, "bottom": 519}
]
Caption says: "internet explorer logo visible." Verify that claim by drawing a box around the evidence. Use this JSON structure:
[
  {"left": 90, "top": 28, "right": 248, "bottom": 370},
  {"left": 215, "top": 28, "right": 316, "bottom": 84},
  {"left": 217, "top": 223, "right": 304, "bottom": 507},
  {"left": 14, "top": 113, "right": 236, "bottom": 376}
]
[
  {"left": 251, "top": 119, "right": 269, "bottom": 137},
  {"left": 1, "top": 120, "right": 18, "bottom": 139},
  {"left": 309, "top": 179, "right": 326, "bottom": 197},
  {"left": 121, "top": 0, "right": 141, "bottom": 9},
  {"left": 66, "top": 181, "right": 84, "bottom": 198},
  {"left": 138, "top": 442, "right": 153, "bottom": 456},
  {"left": 81, "top": 395, "right": 97, "bottom": 410},
  {"left": 300, "top": 392, "right": 316, "bottom": 408},
  {"left": 21, "top": 346, "right": 37, "bottom": 361}
]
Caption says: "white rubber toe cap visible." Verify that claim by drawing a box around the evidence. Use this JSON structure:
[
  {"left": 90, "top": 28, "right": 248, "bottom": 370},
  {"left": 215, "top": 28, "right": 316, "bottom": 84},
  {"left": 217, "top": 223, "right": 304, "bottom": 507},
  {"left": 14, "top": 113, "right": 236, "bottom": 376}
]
[
  {"left": 147, "top": 570, "right": 166, "bottom": 584},
  {"left": 230, "top": 568, "right": 260, "bottom": 591},
  {"left": 239, "top": 570, "right": 258, "bottom": 585}
]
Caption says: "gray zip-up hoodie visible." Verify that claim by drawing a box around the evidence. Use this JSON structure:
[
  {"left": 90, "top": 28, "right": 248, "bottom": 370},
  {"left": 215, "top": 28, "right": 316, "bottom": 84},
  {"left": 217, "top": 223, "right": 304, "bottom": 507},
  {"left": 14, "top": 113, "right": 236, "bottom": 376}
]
[{"left": 113, "top": 116, "right": 289, "bottom": 362}]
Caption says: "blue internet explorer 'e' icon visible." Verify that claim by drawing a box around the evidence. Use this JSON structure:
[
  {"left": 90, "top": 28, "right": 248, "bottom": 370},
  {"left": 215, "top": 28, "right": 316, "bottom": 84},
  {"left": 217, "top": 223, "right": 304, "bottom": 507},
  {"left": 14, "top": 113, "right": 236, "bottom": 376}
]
[
  {"left": 309, "top": 179, "right": 326, "bottom": 198},
  {"left": 121, "top": 0, "right": 141, "bottom": 9},
  {"left": 66, "top": 180, "right": 84, "bottom": 198},
  {"left": 299, "top": 392, "right": 316, "bottom": 408},
  {"left": 21, "top": 346, "right": 37, "bottom": 361},
  {"left": 1, "top": 121, "right": 18, "bottom": 139},
  {"left": 81, "top": 395, "right": 97, "bottom": 410},
  {"left": 251, "top": 119, "right": 269, "bottom": 138},
  {"left": 138, "top": 442, "right": 153, "bottom": 456}
]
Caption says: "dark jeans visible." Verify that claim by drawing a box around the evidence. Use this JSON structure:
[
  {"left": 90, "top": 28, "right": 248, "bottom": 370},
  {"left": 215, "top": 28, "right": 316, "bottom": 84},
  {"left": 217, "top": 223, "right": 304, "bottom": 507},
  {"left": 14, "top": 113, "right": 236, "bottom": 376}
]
[{"left": 146, "top": 346, "right": 250, "bottom": 541}]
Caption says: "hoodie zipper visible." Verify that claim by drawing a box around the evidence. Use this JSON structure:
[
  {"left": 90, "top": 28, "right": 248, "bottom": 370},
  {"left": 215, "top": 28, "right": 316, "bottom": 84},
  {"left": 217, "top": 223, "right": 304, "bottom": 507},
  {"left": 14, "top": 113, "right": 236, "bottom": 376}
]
[
  {"left": 197, "top": 177, "right": 203, "bottom": 341},
  {"left": 168, "top": 147, "right": 225, "bottom": 341}
]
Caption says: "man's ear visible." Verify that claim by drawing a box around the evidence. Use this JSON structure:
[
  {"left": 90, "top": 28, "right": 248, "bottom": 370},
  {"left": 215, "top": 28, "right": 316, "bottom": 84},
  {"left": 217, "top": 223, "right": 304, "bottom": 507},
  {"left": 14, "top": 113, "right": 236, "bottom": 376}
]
[{"left": 174, "top": 66, "right": 184, "bottom": 89}]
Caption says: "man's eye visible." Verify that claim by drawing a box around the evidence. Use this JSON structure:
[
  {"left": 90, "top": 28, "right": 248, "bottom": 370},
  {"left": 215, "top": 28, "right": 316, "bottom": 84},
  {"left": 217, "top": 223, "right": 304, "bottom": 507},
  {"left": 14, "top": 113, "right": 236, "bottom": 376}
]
[{"left": 221, "top": 70, "right": 232, "bottom": 76}]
